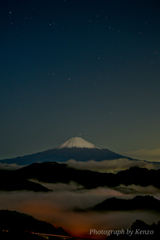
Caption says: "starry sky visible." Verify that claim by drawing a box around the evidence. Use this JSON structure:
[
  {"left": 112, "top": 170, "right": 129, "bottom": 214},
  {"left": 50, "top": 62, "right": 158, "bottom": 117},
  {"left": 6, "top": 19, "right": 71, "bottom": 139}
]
[{"left": 1, "top": 0, "right": 160, "bottom": 160}]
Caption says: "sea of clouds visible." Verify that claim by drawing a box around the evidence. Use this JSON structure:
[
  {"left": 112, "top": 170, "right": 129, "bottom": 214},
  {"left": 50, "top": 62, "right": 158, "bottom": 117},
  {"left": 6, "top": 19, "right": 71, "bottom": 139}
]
[
  {"left": 0, "top": 158, "right": 160, "bottom": 238},
  {"left": 0, "top": 182, "right": 160, "bottom": 238},
  {"left": 64, "top": 158, "right": 160, "bottom": 172}
]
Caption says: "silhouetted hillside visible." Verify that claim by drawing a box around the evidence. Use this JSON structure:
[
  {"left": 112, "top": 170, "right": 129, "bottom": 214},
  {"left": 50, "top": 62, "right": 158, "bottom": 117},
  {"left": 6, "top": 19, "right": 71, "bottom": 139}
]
[
  {"left": 0, "top": 163, "right": 160, "bottom": 191},
  {"left": 0, "top": 169, "right": 51, "bottom": 192},
  {"left": 0, "top": 210, "right": 68, "bottom": 236},
  {"left": 88, "top": 195, "right": 160, "bottom": 211},
  {"left": 16, "top": 163, "right": 160, "bottom": 189},
  {"left": 107, "top": 219, "right": 160, "bottom": 239}
]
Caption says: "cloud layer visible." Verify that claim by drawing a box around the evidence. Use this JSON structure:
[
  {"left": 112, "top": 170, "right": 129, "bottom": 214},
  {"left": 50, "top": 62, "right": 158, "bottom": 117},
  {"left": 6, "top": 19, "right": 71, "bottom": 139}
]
[
  {"left": 123, "top": 149, "right": 160, "bottom": 162},
  {"left": 0, "top": 160, "right": 160, "bottom": 238},
  {"left": 0, "top": 182, "right": 160, "bottom": 238},
  {"left": 64, "top": 158, "right": 156, "bottom": 173},
  {"left": 0, "top": 163, "right": 24, "bottom": 170}
]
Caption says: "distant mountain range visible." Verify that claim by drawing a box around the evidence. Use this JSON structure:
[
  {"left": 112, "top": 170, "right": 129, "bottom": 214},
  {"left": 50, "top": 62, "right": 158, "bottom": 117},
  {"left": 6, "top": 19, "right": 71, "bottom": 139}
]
[
  {"left": 75, "top": 195, "right": 160, "bottom": 212},
  {"left": 0, "top": 137, "right": 133, "bottom": 165},
  {"left": 1, "top": 162, "right": 160, "bottom": 191}
]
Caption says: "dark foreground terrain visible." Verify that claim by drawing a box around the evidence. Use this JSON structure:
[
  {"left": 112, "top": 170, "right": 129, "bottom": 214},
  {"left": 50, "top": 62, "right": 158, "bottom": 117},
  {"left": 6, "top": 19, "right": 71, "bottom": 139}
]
[
  {"left": 0, "top": 210, "right": 68, "bottom": 236},
  {"left": 0, "top": 162, "right": 160, "bottom": 192}
]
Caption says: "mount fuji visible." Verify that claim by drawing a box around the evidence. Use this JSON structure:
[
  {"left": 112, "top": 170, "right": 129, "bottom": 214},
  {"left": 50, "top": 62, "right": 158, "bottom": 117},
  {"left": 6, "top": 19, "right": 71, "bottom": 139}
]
[
  {"left": 0, "top": 137, "right": 132, "bottom": 165},
  {"left": 56, "top": 137, "right": 101, "bottom": 149}
]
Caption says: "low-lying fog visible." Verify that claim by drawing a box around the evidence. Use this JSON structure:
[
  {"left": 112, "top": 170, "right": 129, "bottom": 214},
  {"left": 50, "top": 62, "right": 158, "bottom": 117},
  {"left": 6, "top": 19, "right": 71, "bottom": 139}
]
[{"left": 0, "top": 182, "right": 160, "bottom": 238}]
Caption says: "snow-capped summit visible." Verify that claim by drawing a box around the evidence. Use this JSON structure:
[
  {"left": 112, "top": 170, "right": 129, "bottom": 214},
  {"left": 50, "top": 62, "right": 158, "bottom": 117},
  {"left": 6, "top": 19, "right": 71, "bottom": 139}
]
[
  {"left": 0, "top": 137, "right": 131, "bottom": 165},
  {"left": 56, "top": 137, "right": 101, "bottom": 149}
]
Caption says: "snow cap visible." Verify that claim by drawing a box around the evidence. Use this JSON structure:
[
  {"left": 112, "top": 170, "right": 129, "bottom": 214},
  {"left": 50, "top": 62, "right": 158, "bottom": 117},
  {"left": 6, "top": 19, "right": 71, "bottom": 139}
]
[{"left": 56, "top": 137, "right": 101, "bottom": 149}]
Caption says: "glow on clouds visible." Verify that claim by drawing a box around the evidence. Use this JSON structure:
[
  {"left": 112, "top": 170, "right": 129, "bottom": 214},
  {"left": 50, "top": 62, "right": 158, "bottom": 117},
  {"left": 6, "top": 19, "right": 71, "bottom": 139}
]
[
  {"left": 0, "top": 183, "right": 159, "bottom": 238},
  {"left": 123, "top": 149, "right": 160, "bottom": 162},
  {"left": 64, "top": 158, "right": 156, "bottom": 173}
]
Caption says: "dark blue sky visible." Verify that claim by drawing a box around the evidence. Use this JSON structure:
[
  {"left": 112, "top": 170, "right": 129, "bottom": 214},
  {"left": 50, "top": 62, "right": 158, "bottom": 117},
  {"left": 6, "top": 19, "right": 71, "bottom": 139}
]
[{"left": 1, "top": 0, "right": 160, "bottom": 159}]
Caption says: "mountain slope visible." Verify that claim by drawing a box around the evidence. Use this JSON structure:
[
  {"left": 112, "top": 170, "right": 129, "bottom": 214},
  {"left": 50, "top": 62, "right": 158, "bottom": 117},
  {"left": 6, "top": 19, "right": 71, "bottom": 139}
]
[
  {"left": 89, "top": 195, "right": 160, "bottom": 211},
  {"left": 0, "top": 163, "right": 160, "bottom": 191},
  {"left": 0, "top": 137, "right": 130, "bottom": 165},
  {"left": 56, "top": 137, "right": 101, "bottom": 149},
  {"left": 0, "top": 209, "right": 68, "bottom": 235},
  {"left": 15, "top": 163, "right": 160, "bottom": 190},
  {"left": 0, "top": 169, "right": 51, "bottom": 192}
]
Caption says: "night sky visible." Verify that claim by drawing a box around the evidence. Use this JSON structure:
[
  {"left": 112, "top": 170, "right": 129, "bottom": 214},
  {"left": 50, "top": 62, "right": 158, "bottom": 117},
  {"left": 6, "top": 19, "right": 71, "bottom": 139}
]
[{"left": 1, "top": 0, "right": 160, "bottom": 160}]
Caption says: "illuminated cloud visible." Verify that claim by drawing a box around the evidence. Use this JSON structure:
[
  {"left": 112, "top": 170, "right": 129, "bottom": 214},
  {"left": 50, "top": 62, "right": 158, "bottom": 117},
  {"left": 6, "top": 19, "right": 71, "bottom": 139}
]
[
  {"left": 0, "top": 163, "right": 23, "bottom": 170},
  {"left": 123, "top": 149, "right": 160, "bottom": 162},
  {"left": 64, "top": 158, "right": 155, "bottom": 173},
  {"left": 0, "top": 186, "right": 159, "bottom": 238},
  {"left": 116, "top": 184, "right": 160, "bottom": 195}
]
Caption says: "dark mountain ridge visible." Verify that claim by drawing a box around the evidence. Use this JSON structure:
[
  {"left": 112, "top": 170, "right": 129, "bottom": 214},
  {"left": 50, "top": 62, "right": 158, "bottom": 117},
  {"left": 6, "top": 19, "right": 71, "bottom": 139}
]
[
  {"left": 0, "top": 209, "right": 68, "bottom": 236},
  {"left": 0, "top": 148, "right": 130, "bottom": 165},
  {"left": 89, "top": 195, "right": 160, "bottom": 211},
  {"left": 0, "top": 137, "right": 135, "bottom": 165},
  {"left": 0, "top": 168, "right": 50, "bottom": 192},
  {"left": 1, "top": 162, "right": 160, "bottom": 191},
  {"left": 15, "top": 163, "right": 160, "bottom": 189}
]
